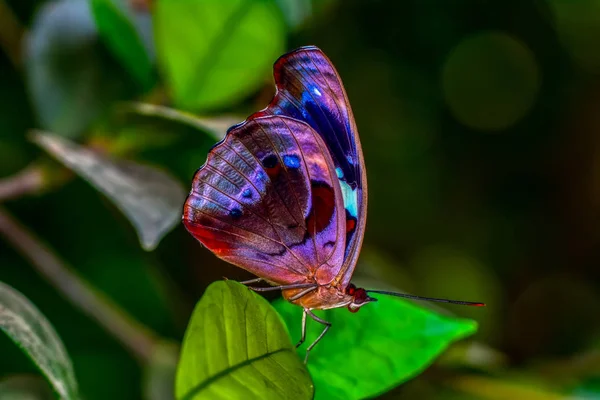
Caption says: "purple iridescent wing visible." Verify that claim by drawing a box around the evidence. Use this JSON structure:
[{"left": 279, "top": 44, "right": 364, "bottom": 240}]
[
  {"left": 183, "top": 116, "right": 346, "bottom": 286},
  {"left": 254, "top": 46, "right": 367, "bottom": 286}
]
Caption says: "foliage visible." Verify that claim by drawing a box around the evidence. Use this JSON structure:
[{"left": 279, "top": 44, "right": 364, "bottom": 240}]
[
  {"left": 154, "top": 0, "right": 286, "bottom": 110},
  {"left": 274, "top": 295, "right": 477, "bottom": 400},
  {"left": 90, "top": 0, "right": 155, "bottom": 89},
  {"left": 24, "top": 0, "right": 136, "bottom": 138},
  {"left": 0, "top": 282, "right": 79, "bottom": 400},
  {"left": 32, "top": 131, "right": 186, "bottom": 251},
  {"left": 176, "top": 281, "right": 313, "bottom": 400},
  {"left": 2, "top": 0, "right": 600, "bottom": 399}
]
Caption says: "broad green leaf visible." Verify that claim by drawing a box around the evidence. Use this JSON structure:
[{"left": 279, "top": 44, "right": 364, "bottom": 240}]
[
  {"left": 25, "top": 0, "right": 136, "bottom": 137},
  {"left": 0, "top": 282, "right": 79, "bottom": 400},
  {"left": 31, "top": 131, "right": 186, "bottom": 251},
  {"left": 176, "top": 281, "right": 313, "bottom": 400},
  {"left": 274, "top": 294, "right": 478, "bottom": 400},
  {"left": 154, "top": 0, "right": 286, "bottom": 110},
  {"left": 91, "top": 0, "right": 155, "bottom": 88}
]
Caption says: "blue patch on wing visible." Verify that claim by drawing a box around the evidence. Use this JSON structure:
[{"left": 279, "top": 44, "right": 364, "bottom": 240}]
[
  {"left": 335, "top": 167, "right": 357, "bottom": 217},
  {"left": 339, "top": 178, "right": 358, "bottom": 218},
  {"left": 346, "top": 154, "right": 355, "bottom": 165},
  {"left": 283, "top": 154, "right": 301, "bottom": 169},
  {"left": 256, "top": 170, "right": 267, "bottom": 182}
]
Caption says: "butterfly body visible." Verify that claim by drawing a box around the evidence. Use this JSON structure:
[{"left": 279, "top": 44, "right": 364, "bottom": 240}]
[
  {"left": 184, "top": 46, "right": 368, "bottom": 296},
  {"left": 282, "top": 284, "right": 351, "bottom": 310}
]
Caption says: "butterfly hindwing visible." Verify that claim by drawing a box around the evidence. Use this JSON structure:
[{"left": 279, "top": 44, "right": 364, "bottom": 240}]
[{"left": 183, "top": 116, "right": 347, "bottom": 285}]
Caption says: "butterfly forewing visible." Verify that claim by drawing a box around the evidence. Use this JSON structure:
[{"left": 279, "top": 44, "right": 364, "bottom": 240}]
[
  {"left": 254, "top": 46, "right": 367, "bottom": 286},
  {"left": 183, "top": 116, "right": 346, "bottom": 286}
]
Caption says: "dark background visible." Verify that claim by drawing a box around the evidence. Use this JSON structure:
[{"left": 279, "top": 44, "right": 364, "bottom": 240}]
[{"left": 1, "top": 0, "right": 599, "bottom": 398}]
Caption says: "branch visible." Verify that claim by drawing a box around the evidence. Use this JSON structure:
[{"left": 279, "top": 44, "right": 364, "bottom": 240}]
[
  {"left": 0, "top": 207, "right": 158, "bottom": 364},
  {"left": 0, "top": 166, "right": 45, "bottom": 202}
]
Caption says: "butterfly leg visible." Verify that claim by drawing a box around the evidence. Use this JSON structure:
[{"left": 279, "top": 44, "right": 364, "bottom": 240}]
[
  {"left": 303, "top": 309, "right": 331, "bottom": 364},
  {"left": 248, "top": 283, "right": 316, "bottom": 292},
  {"left": 239, "top": 277, "right": 264, "bottom": 285},
  {"left": 289, "top": 285, "right": 318, "bottom": 301},
  {"left": 296, "top": 309, "right": 308, "bottom": 348}
]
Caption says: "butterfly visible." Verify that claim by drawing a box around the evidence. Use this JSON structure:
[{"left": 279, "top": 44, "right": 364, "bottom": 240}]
[{"left": 182, "top": 46, "right": 484, "bottom": 362}]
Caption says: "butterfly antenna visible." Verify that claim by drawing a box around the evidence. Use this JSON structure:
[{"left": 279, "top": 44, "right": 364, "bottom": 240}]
[{"left": 365, "top": 290, "right": 485, "bottom": 307}]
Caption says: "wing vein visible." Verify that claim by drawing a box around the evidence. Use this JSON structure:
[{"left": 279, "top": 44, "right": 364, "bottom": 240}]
[
  {"left": 235, "top": 132, "right": 305, "bottom": 229},
  {"left": 190, "top": 186, "right": 310, "bottom": 270},
  {"left": 217, "top": 142, "right": 283, "bottom": 237},
  {"left": 288, "top": 58, "right": 351, "bottom": 179},
  {"left": 256, "top": 122, "right": 308, "bottom": 229},
  {"left": 299, "top": 118, "right": 344, "bottom": 270},
  {"left": 307, "top": 54, "right": 359, "bottom": 186},
  {"left": 277, "top": 117, "right": 322, "bottom": 264},
  {"left": 188, "top": 206, "right": 309, "bottom": 276}
]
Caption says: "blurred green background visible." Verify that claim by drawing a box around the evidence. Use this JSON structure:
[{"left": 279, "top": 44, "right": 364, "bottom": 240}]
[{"left": 1, "top": 0, "right": 600, "bottom": 399}]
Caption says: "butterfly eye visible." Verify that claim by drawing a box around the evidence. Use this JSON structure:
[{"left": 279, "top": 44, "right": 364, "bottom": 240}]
[
  {"left": 354, "top": 288, "right": 368, "bottom": 304},
  {"left": 346, "top": 283, "right": 357, "bottom": 296}
]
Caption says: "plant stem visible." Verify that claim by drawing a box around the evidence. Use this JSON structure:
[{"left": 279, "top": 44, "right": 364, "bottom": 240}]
[
  {"left": 0, "top": 207, "right": 158, "bottom": 364},
  {"left": 122, "top": 102, "right": 233, "bottom": 140},
  {"left": 0, "top": 166, "right": 45, "bottom": 202}
]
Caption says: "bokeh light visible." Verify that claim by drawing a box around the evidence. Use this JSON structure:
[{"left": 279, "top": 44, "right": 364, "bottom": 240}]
[{"left": 442, "top": 31, "right": 540, "bottom": 131}]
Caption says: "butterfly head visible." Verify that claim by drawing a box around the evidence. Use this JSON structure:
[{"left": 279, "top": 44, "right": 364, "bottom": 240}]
[{"left": 345, "top": 283, "right": 377, "bottom": 313}]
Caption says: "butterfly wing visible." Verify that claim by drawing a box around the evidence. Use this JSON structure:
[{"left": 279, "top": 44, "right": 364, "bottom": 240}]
[
  {"left": 183, "top": 115, "right": 347, "bottom": 285},
  {"left": 254, "top": 46, "right": 367, "bottom": 287}
]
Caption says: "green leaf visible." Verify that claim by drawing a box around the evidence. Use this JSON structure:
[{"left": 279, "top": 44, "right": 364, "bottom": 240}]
[
  {"left": 176, "top": 281, "right": 313, "bottom": 400},
  {"left": 31, "top": 131, "right": 186, "bottom": 251},
  {"left": 91, "top": 0, "right": 155, "bottom": 88},
  {"left": 274, "top": 294, "right": 478, "bottom": 400},
  {"left": 25, "top": 0, "right": 136, "bottom": 138},
  {"left": 155, "top": 0, "right": 286, "bottom": 111},
  {"left": 0, "top": 282, "right": 80, "bottom": 400}
]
